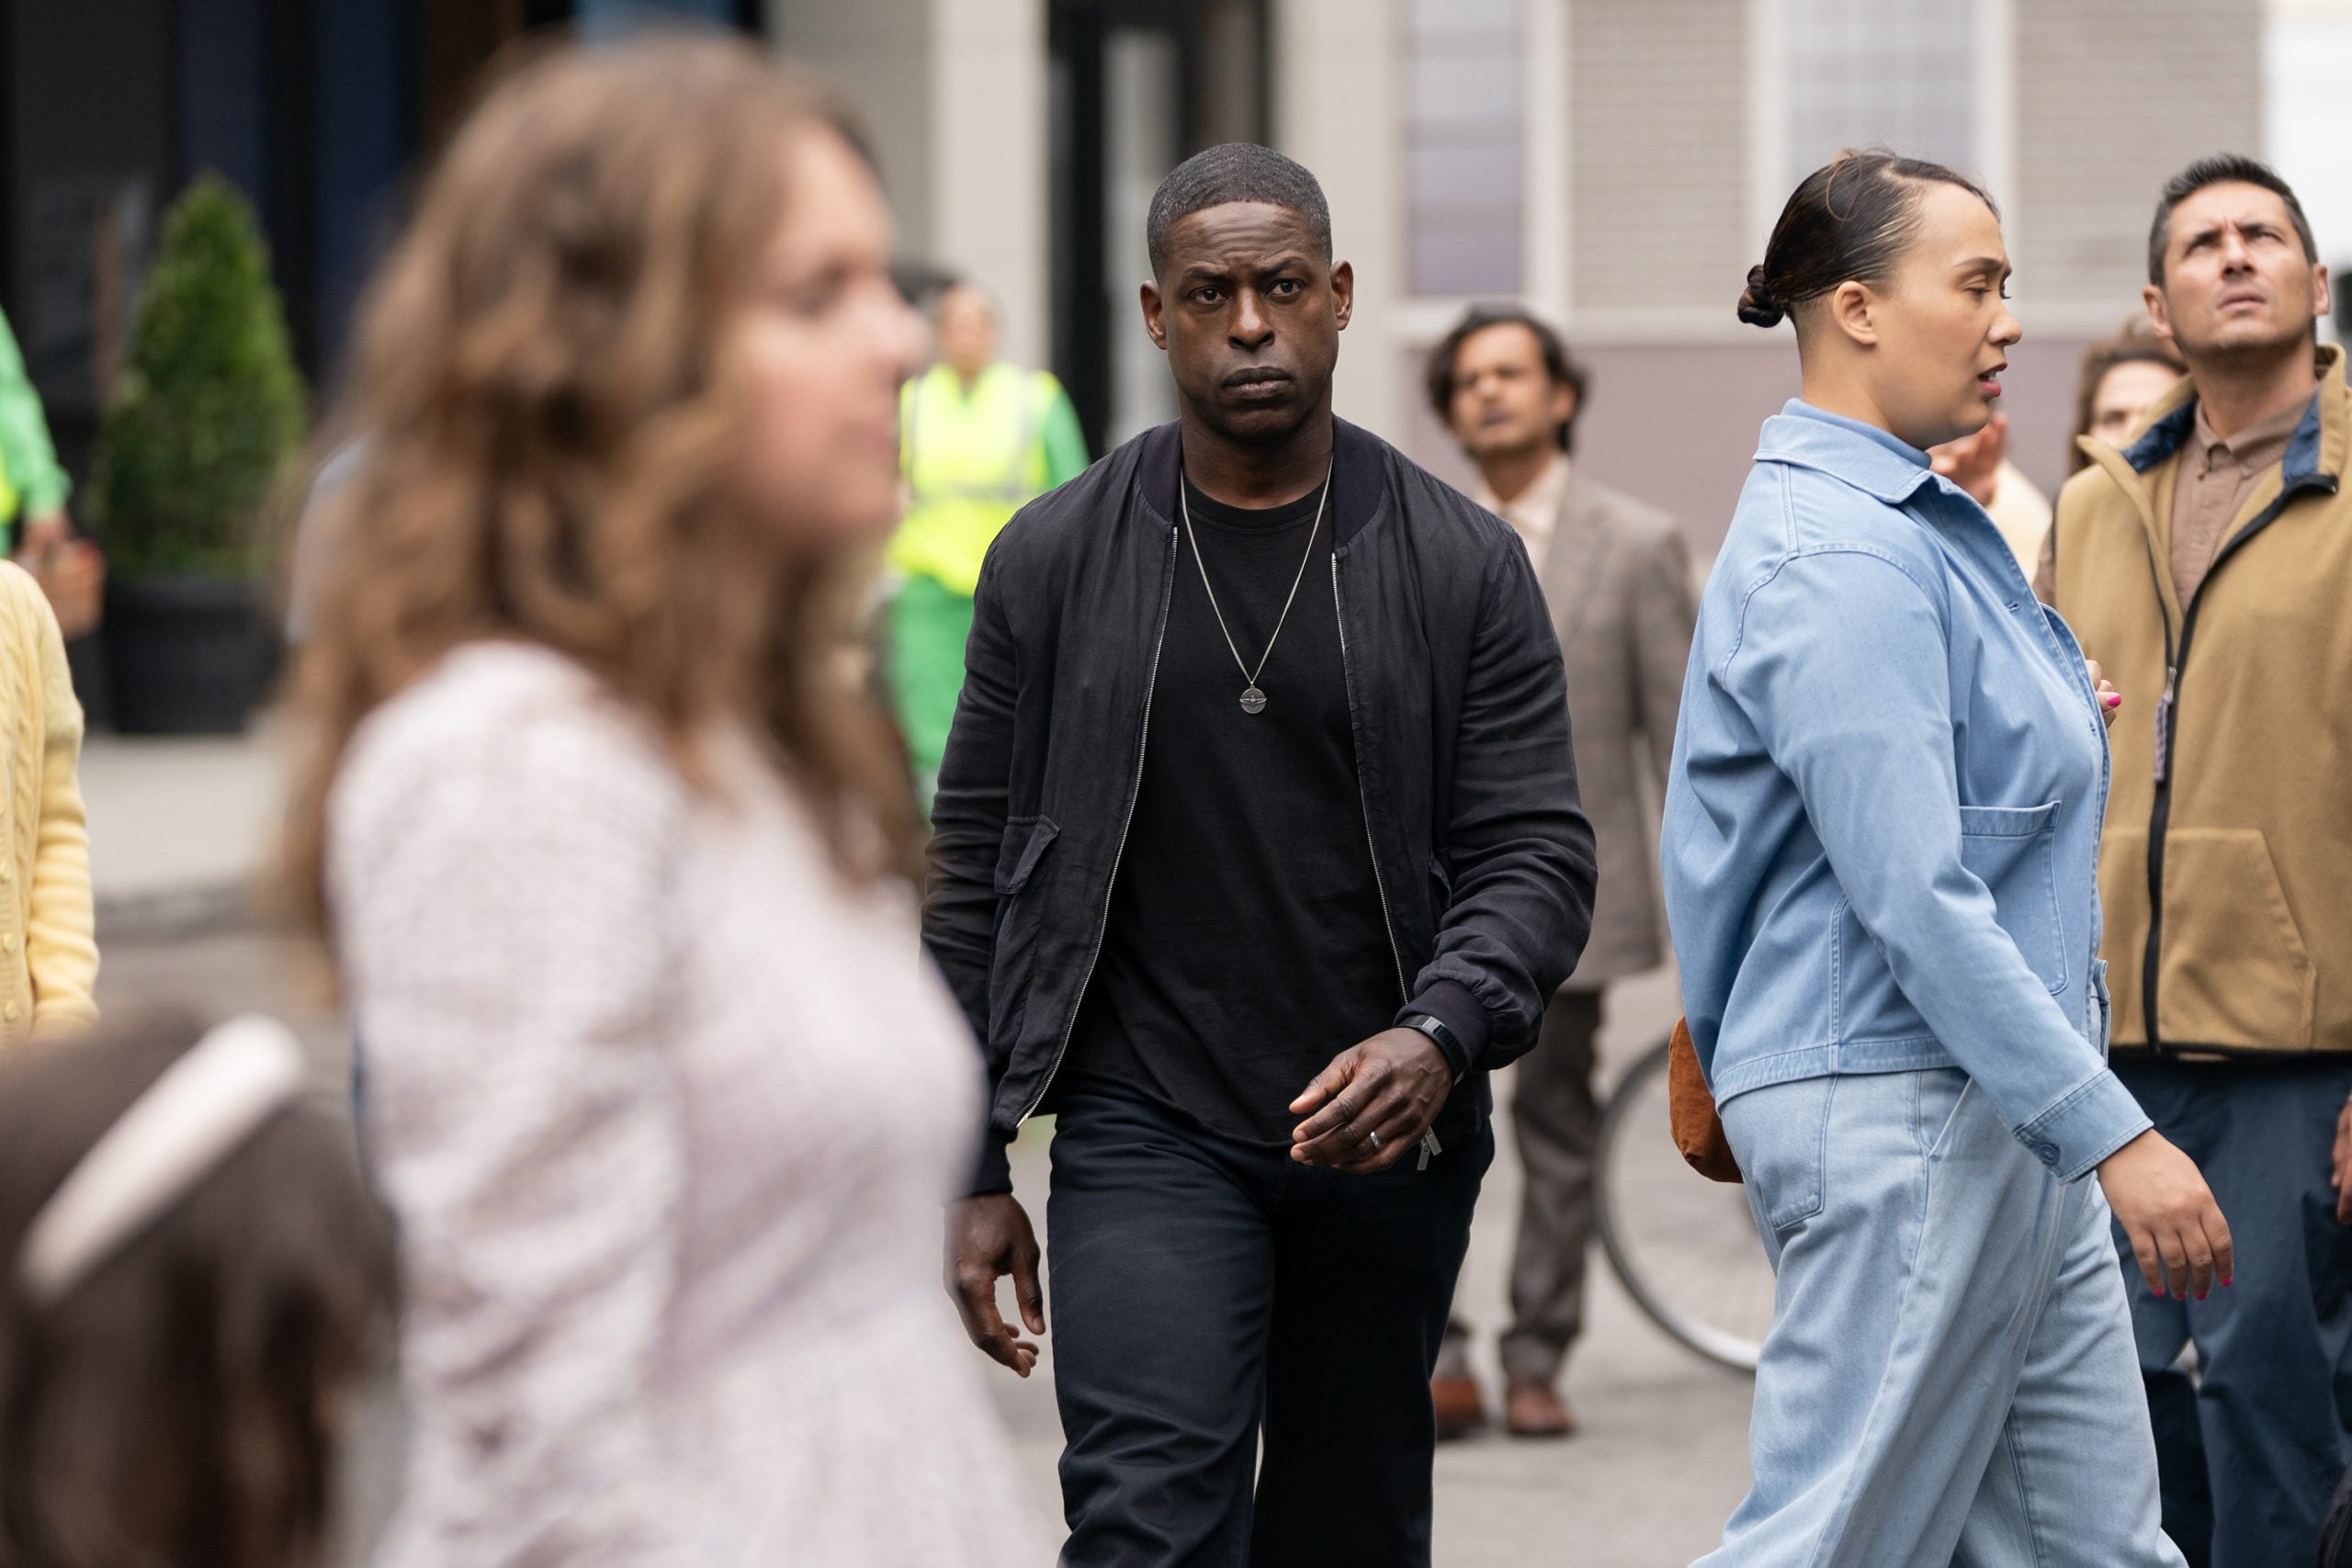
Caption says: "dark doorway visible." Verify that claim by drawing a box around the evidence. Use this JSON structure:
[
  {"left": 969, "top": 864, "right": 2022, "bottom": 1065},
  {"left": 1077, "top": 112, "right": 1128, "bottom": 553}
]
[{"left": 1048, "top": 0, "right": 1268, "bottom": 457}]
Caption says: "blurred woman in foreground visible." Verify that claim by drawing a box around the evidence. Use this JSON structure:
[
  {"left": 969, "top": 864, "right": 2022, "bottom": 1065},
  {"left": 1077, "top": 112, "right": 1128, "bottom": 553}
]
[{"left": 283, "top": 36, "right": 1041, "bottom": 1564}]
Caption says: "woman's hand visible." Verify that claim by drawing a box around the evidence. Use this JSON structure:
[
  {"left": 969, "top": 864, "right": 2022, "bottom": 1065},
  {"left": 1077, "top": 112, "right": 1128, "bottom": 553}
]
[
  {"left": 2098, "top": 1130, "right": 2233, "bottom": 1299},
  {"left": 2086, "top": 658, "right": 2122, "bottom": 730}
]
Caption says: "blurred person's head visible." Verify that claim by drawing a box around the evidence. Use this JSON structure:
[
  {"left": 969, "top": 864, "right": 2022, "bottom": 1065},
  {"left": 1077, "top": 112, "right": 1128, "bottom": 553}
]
[
  {"left": 2069, "top": 323, "right": 2188, "bottom": 470},
  {"left": 1740, "top": 149, "right": 2019, "bottom": 452},
  {"left": 1427, "top": 305, "right": 1589, "bottom": 469},
  {"left": 285, "top": 36, "right": 931, "bottom": 933},
  {"left": 1141, "top": 143, "right": 1351, "bottom": 448},
  {"left": 0, "top": 1010, "right": 394, "bottom": 1568},
  {"left": 2144, "top": 154, "right": 2326, "bottom": 365},
  {"left": 933, "top": 282, "right": 1000, "bottom": 383}
]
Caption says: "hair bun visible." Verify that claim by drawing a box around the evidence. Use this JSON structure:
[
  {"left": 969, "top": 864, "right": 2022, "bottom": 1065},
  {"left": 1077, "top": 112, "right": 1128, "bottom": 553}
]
[{"left": 1736, "top": 263, "right": 1784, "bottom": 328}]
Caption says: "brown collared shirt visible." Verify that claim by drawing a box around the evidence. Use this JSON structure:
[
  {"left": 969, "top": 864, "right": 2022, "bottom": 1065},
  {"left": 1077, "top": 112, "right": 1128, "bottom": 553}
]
[{"left": 2169, "top": 393, "right": 2313, "bottom": 606}]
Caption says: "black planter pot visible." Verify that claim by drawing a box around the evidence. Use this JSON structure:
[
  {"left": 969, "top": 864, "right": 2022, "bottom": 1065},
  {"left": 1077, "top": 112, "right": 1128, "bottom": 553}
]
[{"left": 103, "top": 576, "right": 279, "bottom": 735}]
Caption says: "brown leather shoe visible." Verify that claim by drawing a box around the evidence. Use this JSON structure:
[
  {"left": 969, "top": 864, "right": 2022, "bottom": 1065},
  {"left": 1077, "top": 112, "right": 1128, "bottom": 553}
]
[
  {"left": 1504, "top": 1378, "right": 1577, "bottom": 1438},
  {"left": 1430, "top": 1375, "right": 1487, "bottom": 1440}
]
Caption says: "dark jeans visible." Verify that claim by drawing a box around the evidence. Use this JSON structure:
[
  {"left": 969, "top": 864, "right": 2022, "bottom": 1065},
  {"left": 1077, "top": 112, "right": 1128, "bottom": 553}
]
[
  {"left": 2111, "top": 1055, "right": 2352, "bottom": 1568},
  {"left": 1046, "top": 1089, "right": 1492, "bottom": 1568}
]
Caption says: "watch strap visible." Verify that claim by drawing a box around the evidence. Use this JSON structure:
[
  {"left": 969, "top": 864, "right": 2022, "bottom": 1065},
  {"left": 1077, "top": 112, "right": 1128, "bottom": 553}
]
[{"left": 1398, "top": 1011, "right": 1468, "bottom": 1083}]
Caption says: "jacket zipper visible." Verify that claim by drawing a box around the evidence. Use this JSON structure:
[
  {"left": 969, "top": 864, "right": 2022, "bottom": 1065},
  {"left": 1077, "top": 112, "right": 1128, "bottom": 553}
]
[
  {"left": 1332, "top": 555, "right": 1440, "bottom": 1168},
  {"left": 1014, "top": 526, "right": 1178, "bottom": 1123},
  {"left": 2137, "top": 470, "right": 2336, "bottom": 1049}
]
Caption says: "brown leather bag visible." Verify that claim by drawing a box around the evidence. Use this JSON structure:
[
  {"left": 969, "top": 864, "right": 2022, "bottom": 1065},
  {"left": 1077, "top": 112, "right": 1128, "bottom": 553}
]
[{"left": 1668, "top": 1016, "right": 1742, "bottom": 1183}]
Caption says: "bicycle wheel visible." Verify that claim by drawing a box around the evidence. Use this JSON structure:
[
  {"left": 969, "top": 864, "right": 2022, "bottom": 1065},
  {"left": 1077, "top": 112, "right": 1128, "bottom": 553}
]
[{"left": 1594, "top": 1037, "right": 1774, "bottom": 1371}]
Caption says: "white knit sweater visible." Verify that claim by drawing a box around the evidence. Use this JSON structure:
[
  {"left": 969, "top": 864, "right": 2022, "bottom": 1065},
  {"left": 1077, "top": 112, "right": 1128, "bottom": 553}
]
[{"left": 328, "top": 641, "right": 1043, "bottom": 1565}]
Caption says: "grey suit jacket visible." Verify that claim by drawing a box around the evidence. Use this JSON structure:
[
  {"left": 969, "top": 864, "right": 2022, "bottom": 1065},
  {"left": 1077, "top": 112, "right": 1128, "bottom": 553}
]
[{"left": 1532, "top": 472, "right": 1696, "bottom": 987}]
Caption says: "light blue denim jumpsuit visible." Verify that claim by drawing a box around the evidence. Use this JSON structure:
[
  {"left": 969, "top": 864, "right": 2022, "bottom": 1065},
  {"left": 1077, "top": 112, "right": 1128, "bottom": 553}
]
[{"left": 1662, "top": 403, "right": 2183, "bottom": 1566}]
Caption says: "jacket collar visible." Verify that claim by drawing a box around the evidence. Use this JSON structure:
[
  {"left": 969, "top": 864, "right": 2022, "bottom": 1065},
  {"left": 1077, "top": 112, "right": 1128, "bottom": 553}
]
[
  {"left": 2114, "top": 343, "right": 2345, "bottom": 485},
  {"left": 1534, "top": 469, "right": 1613, "bottom": 642},
  {"left": 1134, "top": 415, "right": 1389, "bottom": 547},
  {"left": 1755, "top": 400, "right": 1941, "bottom": 507}
]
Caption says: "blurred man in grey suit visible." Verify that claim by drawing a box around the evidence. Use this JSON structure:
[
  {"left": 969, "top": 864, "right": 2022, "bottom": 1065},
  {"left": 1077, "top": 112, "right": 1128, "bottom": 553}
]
[{"left": 1425, "top": 306, "right": 1696, "bottom": 1438}]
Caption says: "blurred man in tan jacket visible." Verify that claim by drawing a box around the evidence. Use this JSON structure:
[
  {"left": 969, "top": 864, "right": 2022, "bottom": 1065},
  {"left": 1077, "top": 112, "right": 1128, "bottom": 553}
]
[{"left": 1425, "top": 306, "right": 1693, "bottom": 1438}]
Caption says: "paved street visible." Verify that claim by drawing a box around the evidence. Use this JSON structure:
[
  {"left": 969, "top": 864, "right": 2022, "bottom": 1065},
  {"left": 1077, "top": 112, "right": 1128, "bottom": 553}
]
[{"left": 96, "top": 908, "right": 1756, "bottom": 1564}]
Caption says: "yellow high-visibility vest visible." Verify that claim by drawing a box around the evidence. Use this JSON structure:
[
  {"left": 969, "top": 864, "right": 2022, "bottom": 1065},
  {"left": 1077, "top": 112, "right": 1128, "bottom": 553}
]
[{"left": 891, "top": 363, "right": 1060, "bottom": 598}]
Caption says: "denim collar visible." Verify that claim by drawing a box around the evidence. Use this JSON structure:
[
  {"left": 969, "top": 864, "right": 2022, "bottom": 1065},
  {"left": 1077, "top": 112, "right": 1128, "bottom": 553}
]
[{"left": 1755, "top": 400, "right": 1942, "bottom": 507}]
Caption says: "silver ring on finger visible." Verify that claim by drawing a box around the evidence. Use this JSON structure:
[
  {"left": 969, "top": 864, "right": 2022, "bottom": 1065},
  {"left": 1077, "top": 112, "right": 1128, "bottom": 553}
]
[{"left": 1366, "top": 1129, "right": 1383, "bottom": 1152}]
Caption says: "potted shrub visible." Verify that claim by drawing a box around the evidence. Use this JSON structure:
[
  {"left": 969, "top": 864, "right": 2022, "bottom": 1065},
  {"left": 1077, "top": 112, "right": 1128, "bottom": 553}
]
[{"left": 88, "top": 174, "right": 305, "bottom": 734}]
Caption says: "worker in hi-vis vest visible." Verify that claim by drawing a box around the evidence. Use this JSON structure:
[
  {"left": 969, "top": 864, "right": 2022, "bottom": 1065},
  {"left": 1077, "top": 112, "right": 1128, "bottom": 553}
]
[
  {"left": 890, "top": 281, "right": 1087, "bottom": 807},
  {"left": 0, "top": 304, "right": 73, "bottom": 557}
]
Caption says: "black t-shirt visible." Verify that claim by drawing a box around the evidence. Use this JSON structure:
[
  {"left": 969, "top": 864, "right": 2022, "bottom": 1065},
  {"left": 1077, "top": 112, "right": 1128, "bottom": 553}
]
[{"left": 1052, "top": 474, "right": 1402, "bottom": 1145}]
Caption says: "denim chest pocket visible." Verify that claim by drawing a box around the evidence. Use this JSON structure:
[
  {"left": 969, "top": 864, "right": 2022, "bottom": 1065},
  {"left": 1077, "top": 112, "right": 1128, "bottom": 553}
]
[{"left": 1956, "top": 801, "right": 2067, "bottom": 994}]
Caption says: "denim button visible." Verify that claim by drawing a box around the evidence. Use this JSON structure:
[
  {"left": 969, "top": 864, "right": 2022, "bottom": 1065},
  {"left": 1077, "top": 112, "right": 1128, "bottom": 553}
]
[{"left": 2035, "top": 1142, "right": 2061, "bottom": 1164}]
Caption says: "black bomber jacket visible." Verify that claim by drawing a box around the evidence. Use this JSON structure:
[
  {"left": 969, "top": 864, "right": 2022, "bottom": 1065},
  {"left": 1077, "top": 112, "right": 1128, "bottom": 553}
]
[{"left": 923, "top": 418, "right": 1598, "bottom": 1193}]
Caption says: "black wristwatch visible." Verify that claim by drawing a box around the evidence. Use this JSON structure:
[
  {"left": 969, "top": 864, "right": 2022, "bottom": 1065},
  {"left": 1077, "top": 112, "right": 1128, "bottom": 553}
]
[{"left": 1397, "top": 1012, "right": 1468, "bottom": 1084}]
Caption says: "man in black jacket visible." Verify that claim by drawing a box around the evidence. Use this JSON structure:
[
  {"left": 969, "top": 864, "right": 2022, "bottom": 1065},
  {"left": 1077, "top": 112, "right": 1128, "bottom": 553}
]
[{"left": 929, "top": 142, "right": 1596, "bottom": 1567}]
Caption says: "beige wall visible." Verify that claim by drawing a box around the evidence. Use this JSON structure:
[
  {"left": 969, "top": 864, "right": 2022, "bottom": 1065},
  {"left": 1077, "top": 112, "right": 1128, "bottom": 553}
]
[
  {"left": 777, "top": 0, "right": 2259, "bottom": 539},
  {"left": 1274, "top": 0, "right": 1408, "bottom": 437},
  {"left": 1416, "top": 0, "right": 2249, "bottom": 548},
  {"left": 1568, "top": 0, "right": 1750, "bottom": 315},
  {"left": 775, "top": 0, "right": 1050, "bottom": 371},
  {"left": 2017, "top": 0, "right": 2264, "bottom": 319},
  {"left": 930, "top": 0, "right": 1050, "bottom": 369},
  {"left": 771, "top": 0, "right": 935, "bottom": 254}
]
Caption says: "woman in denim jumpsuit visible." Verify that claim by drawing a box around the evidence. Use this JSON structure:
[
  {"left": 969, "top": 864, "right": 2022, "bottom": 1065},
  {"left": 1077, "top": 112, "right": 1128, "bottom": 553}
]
[{"left": 1663, "top": 152, "right": 2232, "bottom": 1566}]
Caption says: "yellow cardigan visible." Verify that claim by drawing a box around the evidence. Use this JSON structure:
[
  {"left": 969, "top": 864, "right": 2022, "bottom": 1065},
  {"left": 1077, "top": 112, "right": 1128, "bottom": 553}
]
[{"left": 0, "top": 561, "right": 95, "bottom": 1042}]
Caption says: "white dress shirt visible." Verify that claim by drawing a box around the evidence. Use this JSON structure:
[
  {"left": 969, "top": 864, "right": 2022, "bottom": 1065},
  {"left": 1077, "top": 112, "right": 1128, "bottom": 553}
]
[{"left": 1471, "top": 450, "right": 1571, "bottom": 566}]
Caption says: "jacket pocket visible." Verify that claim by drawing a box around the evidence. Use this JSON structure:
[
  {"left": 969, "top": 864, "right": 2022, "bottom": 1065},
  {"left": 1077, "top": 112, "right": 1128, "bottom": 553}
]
[
  {"left": 2098, "top": 829, "right": 2151, "bottom": 1046},
  {"left": 988, "top": 817, "right": 1060, "bottom": 1043},
  {"left": 2156, "top": 829, "right": 2315, "bottom": 1051},
  {"left": 993, "top": 815, "right": 1061, "bottom": 896},
  {"left": 1958, "top": 801, "right": 2066, "bottom": 995},
  {"left": 1918, "top": 1067, "right": 1975, "bottom": 1164}
]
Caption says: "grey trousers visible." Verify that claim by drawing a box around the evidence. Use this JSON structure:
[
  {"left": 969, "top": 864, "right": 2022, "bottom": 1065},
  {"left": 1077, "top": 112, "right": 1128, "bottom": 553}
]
[{"left": 1437, "top": 986, "right": 1601, "bottom": 1385}]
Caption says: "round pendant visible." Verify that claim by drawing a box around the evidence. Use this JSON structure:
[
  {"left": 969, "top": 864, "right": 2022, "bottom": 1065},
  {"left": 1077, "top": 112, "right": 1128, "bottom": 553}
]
[{"left": 1239, "top": 685, "right": 1268, "bottom": 715}]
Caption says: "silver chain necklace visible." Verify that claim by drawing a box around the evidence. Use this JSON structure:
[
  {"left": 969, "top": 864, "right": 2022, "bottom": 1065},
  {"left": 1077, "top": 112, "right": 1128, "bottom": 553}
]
[{"left": 1179, "top": 464, "right": 1334, "bottom": 715}]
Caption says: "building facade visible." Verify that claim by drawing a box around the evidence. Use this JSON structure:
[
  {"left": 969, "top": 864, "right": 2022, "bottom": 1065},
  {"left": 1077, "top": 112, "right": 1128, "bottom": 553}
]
[
  {"left": 0, "top": 0, "right": 2281, "bottom": 555},
  {"left": 796, "top": 0, "right": 2269, "bottom": 547}
]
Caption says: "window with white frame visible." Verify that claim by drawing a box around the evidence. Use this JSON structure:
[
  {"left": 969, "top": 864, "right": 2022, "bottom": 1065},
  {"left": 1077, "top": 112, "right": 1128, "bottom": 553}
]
[
  {"left": 1785, "top": 0, "right": 1975, "bottom": 185},
  {"left": 1404, "top": 0, "right": 1523, "bottom": 297}
]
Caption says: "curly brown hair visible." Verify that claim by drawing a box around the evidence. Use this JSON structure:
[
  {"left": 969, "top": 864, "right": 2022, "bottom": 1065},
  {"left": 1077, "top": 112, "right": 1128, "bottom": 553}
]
[
  {"left": 0, "top": 1010, "right": 394, "bottom": 1567},
  {"left": 2068, "top": 319, "right": 2188, "bottom": 472},
  {"left": 1422, "top": 304, "right": 1589, "bottom": 454},
  {"left": 281, "top": 35, "right": 923, "bottom": 943}
]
